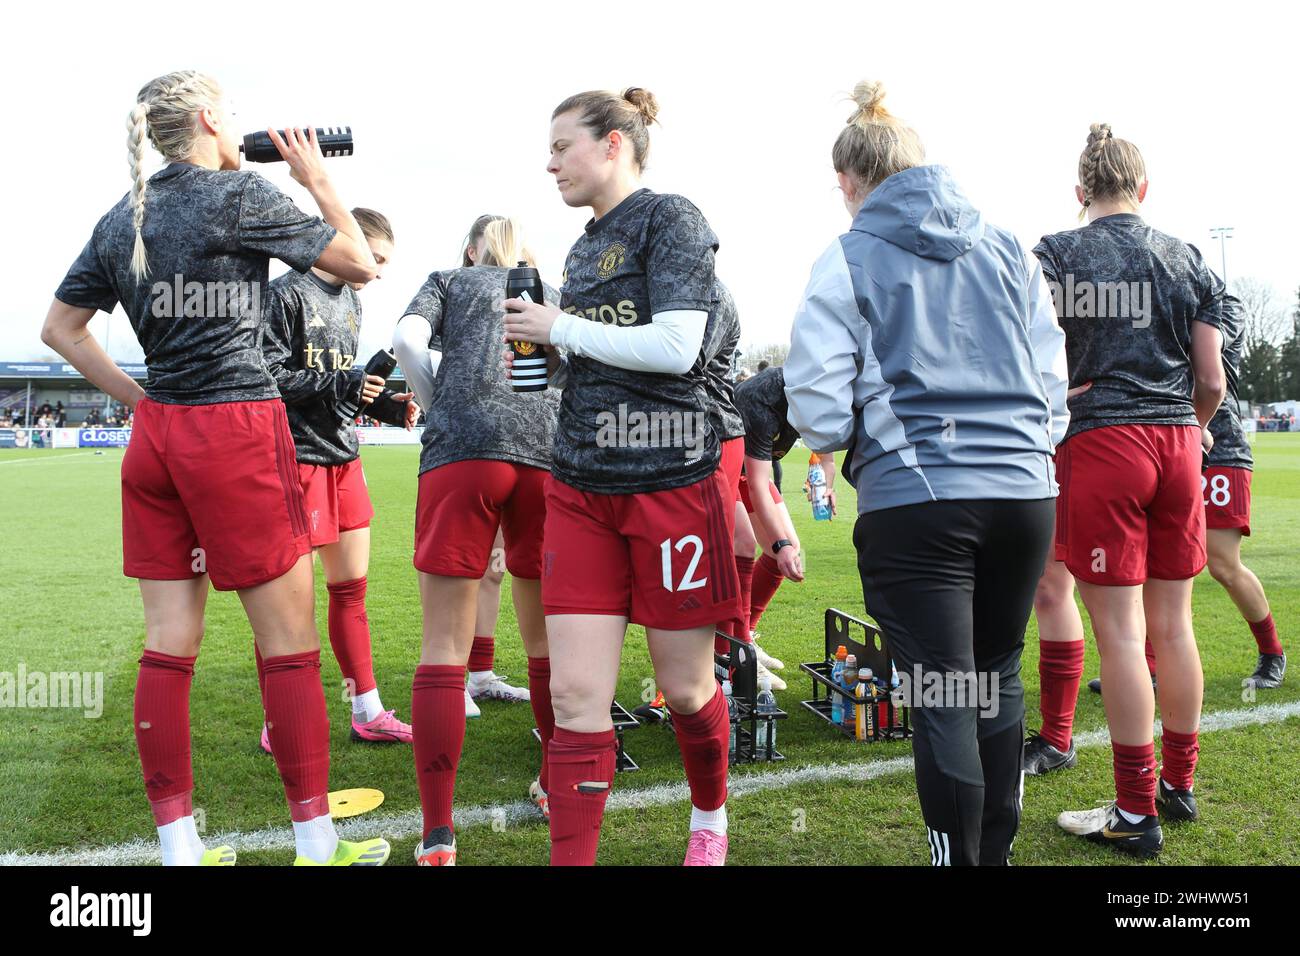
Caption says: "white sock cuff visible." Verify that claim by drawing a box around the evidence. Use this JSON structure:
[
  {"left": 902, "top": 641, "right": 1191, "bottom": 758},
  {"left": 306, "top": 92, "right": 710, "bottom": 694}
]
[{"left": 690, "top": 804, "right": 728, "bottom": 835}]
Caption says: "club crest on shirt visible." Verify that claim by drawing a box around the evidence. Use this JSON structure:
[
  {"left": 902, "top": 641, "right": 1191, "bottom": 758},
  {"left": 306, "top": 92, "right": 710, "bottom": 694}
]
[
  {"left": 596, "top": 242, "right": 627, "bottom": 280},
  {"left": 346, "top": 311, "right": 358, "bottom": 337}
]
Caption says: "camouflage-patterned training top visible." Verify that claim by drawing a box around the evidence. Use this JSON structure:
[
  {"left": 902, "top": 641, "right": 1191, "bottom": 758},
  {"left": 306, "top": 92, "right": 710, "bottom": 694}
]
[
  {"left": 1208, "top": 293, "right": 1252, "bottom": 470},
  {"left": 735, "top": 366, "right": 799, "bottom": 462},
  {"left": 402, "top": 267, "right": 560, "bottom": 476},
  {"left": 263, "top": 269, "right": 365, "bottom": 466},
  {"left": 704, "top": 279, "right": 745, "bottom": 442},
  {"left": 1033, "top": 214, "right": 1224, "bottom": 444},
  {"left": 55, "top": 162, "right": 337, "bottom": 405},
  {"left": 556, "top": 188, "right": 724, "bottom": 494}
]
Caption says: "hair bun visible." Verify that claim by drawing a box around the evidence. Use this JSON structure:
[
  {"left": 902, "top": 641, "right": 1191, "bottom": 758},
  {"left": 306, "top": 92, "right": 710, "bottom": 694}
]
[
  {"left": 849, "top": 80, "right": 887, "bottom": 123},
  {"left": 1087, "top": 122, "right": 1113, "bottom": 146},
  {"left": 622, "top": 87, "right": 660, "bottom": 125}
]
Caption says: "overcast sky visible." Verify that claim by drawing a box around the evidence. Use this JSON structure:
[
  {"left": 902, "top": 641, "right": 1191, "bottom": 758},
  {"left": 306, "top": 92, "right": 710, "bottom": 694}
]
[{"left": 5, "top": 0, "right": 1296, "bottom": 364}]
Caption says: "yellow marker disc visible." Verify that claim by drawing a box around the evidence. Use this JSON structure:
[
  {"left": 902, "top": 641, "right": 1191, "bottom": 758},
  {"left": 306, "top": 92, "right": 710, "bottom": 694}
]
[{"left": 328, "top": 788, "right": 385, "bottom": 819}]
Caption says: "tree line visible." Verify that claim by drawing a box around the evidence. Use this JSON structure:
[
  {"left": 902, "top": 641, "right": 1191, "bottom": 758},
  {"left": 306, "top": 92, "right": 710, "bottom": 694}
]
[{"left": 1234, "top": 279, "right": 1300, "bottom": 405}]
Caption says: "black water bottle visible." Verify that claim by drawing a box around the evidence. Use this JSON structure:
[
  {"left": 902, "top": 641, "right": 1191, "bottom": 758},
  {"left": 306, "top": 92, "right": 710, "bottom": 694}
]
[
  {"left": 339, "top": 348, "right": 398, "bottom": 421},
  {"left": 505, "top": 262, "right": 548, "bottom": 393},
  {"left": 240, "top": 127, "right": 354, "bottom": 163}
]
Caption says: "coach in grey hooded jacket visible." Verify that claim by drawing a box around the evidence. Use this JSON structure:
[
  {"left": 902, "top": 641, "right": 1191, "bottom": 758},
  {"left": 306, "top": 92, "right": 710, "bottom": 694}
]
[
  {"left": 784, "top": 161, "right": 1069, "bottom": 868},
  {"left": 784, "top": 165, "right": 1069, "bottom": 512}
]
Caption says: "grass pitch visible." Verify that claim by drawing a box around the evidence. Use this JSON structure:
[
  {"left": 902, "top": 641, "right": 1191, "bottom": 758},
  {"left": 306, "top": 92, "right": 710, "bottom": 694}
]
[{"left": 1, "top": 436, "right": 1296, "bottom": 865}]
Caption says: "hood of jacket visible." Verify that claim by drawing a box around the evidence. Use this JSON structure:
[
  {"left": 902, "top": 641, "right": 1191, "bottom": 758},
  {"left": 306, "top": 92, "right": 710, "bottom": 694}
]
[{"left": 851, "top": 165, "right": 985, "bottom": 262}]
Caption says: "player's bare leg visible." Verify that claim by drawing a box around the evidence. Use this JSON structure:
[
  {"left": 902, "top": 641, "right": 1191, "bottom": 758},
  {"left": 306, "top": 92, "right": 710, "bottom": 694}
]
[
  {"left": 1144, "top": 577, "right": 1203, "bottom": 821},
  {"left": 1057, "top": 582, "right": 1163, "bottom": 854},
  {"left": 467, "top": 529, "right": 530, "bottom": 707},
  {"left": 1207, "top": 527, "right": 1286, "bottom": 688},
  {"left": 511, "top": 577, "right": 553, "bottom": 816}
]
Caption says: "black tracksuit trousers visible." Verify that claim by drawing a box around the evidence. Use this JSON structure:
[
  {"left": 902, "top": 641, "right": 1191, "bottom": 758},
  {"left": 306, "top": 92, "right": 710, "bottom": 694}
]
[{"left": 854, "top": 498, "right": 1055, "bottom": 865}]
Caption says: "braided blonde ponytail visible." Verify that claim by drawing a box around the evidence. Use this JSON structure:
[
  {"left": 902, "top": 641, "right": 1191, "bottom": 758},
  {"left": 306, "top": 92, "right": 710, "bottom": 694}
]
[
  {"left": 125, "top": 71, "right": 224, "bottom": 282},
  {"left": 126, "top": 102, "right": 151, "bottom": 281},
  {"left": 1076, "top": 123, "right": 1146, "bottom": 222}
]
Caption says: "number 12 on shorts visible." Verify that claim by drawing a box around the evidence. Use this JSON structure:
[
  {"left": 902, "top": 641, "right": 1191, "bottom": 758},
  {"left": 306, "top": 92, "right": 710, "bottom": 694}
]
[
  {"left": 660, "top": 536, "right": 707, "bottom": 592},
  {"left": 1203, "top": 473, "right": 1231, "bottom": 507}
]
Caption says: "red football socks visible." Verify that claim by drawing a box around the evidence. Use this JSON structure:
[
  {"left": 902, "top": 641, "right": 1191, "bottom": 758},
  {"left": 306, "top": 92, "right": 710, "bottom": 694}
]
[
  {"left": 469, "top": 635, "right": 496, "bottom": 673},
  {"left": 668, "top": 685, "right": 730, "bottom": 812},
  {"left": 527, "top": 656, "right": 555, "bottom": 792},
  {"left": 731, "top": 554, "right": 756, "bottom": 644},
  {"left": 135, "top": 650, "right": 197, "bottom": 826},
  {"left": 326, "top": 577, "right": 375, "bottom": 696},
  {"left": 1037, "top": 639, "right": 1085, "bottom": 752},
  {"left": 1160, "top": 729, "right": 1200, "bottom": 792},
  {"left": 412, "top": 664, "right": 466, "bottom": 836},
  {"left": 547, "top": 727, "right": 617, "bottom": 866},
  {"left": 1113, "top": 741, "right": 1158, "bottom": 818},
  {"left": 1248, "top": 613, "right": 1284, "bottom": 657},
  {"left": 261, "top": 650, "right": 332, "bottom": 821},
  {"left": 748, "top": 552, "right": 783, "bottom": 633}
]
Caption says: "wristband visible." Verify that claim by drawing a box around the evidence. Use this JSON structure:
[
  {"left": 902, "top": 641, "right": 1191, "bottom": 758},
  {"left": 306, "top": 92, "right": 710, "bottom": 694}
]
[
  {"left": 366, "top": 389, "right": 411, "bottom": 428},
  {"left": 772, "top": 539, "right": 793, "bottom": 553}
]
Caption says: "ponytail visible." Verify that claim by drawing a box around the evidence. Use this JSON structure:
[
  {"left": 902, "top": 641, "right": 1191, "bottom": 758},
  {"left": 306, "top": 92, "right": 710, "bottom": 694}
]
[
  {"left": 1077, "top": 123, "right": 1146, "bottom": 221},
  {"left": 126, "top": 101, "right": 151, "bottom": 281},
  {"left": 125, "top": 71, "right": 223, "bottom": 282},
  {"left": 552, "top": 88, "right": 659, "bottom": 172},
  {"left": 480, "top": 217, "right": 535, "bottom": 269},
  {"left": 831, "top": 80, "right": 925, "bottom": 192}
]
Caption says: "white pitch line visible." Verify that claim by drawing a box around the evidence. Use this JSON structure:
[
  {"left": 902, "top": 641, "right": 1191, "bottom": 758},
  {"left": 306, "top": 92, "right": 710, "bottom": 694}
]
[
  {"left": 3, "top": 698, "right": 1297, "bottom": 867},
  {"left": 0, "top": 452, "right": 102, "bottom": 467}
]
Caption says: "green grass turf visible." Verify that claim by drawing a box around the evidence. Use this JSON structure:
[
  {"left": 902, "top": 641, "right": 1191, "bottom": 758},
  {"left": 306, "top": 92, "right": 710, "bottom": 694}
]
[{"left": 0, "top": 435, "right": 1296, "bottom": 865}]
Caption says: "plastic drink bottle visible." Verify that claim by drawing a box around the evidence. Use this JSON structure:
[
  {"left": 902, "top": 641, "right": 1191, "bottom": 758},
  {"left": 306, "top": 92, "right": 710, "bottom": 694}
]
[
  {"left": 808, "top": 459, "right": 831, "bottom": 521},
  {"left": 830, "top": 645, "right": 848, "bottom": 724},
  {"left": 504, "top": 262, "right": 549, "bottom": 392}
]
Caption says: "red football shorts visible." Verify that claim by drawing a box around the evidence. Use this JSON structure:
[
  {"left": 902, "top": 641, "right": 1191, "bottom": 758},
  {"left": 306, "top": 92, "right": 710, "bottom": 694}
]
[
  {"left": 738, "top": 471, "right": 784, "bottom": 512},
  {"left": 1054, "top": 423, "right": 1205, "bottom": 586},
  {"left": 414, "top": 458, "right": 548, "bottom": 579},
  {"left": 719, "top": 436, "right": 744, "bottom": 499},
  {"left": 541, "top": 470, "right": 740, "bottom": 630},
  {"left": 1202, "top": 466, "right": 1252, "bottom": 536},
  {"left": 298, "top": 457, "right": 374, "bottom": 547},
  {"left": 121, "top": 398, "right": 311, "bottom": 591}
]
